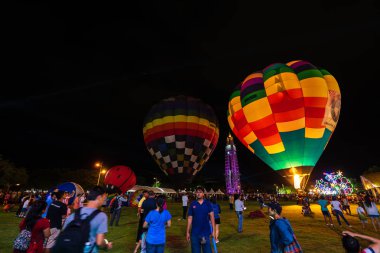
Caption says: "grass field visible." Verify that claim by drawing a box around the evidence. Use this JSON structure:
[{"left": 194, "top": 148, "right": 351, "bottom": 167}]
[{"left": 1, "top": 200, "right": 379, "bottom": 252}]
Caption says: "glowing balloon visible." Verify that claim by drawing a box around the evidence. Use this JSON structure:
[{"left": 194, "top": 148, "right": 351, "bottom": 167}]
[
  {"left": 227, "top": 60, "right": 341, "bottom": 189},
  {"left": 56, "top": 182, "right": 84, "bottom": 205},
  {"left": 143, "top": 95, "right": 219, "bottom": 183},
  {"left": 104, "top": 165, "right": 136, "bottom": 193}
]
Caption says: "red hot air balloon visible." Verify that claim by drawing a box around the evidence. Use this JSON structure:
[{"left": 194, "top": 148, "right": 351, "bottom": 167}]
[{"left": 104, "top": 165, "right": 136, "bottom": 193}]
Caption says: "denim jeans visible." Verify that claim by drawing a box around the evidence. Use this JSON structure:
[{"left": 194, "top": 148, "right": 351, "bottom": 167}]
[
  {"left": 190, "top": 235, "right": 212, "bottom": 253},
  {"left": 110, "top": 208, "right": 121, "bottom": 226},
  {"left": 236, "top": 211, "right": 243, "bottom": 232},
  {"left": 334, "top": 210, "right": 350, "bottom": 225},
  {"left": 146, "top": 242, "right": 165, "bottom": 253}
]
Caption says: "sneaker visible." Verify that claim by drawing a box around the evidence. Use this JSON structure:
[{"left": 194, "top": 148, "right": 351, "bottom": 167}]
[{"left": 215, "top": 239, "right": 219, "bottom": 243}]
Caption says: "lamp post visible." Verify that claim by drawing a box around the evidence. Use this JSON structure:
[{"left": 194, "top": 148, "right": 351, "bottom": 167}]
[{"left": 95, "top": 162, "right": 106, "bottom": 186}]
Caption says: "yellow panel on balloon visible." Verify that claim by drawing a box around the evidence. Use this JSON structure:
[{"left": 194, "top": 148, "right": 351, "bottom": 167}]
[
  {"left": 300, "top": 78, "right": 328, "bottom": 97},
  {"left": 305, "top": 127, "right": 325, "bottom": 139},
  {"left": 243, "top": 98, "right": 272, "bottom": 122},
  {"left": 323, "top": 75, "right": 340, "bottom": 92},
  {"left": 264, "top": 142, "right": 285, "bottom": 154},
  {"left": 243, "top": 131, "right": 258, "bottom": 144},
  {"left": 277, "top": 118, "right": 305, "bottom": 132}
]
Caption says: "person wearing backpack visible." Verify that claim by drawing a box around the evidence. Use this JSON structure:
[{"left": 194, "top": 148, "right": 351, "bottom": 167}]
[
  {"left": 52, "top": 186, "right": 112, "bottom": 253},
  {"left": 267, "top": 202, "right": 302, "bottom": 253},
  {"left": 13, "top": 200, "right": 50, "bottom": 253}
]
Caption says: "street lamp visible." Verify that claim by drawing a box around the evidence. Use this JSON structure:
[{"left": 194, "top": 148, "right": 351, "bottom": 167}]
[{"left": 95, "top": 162, "right": 105, "bottom": 186}]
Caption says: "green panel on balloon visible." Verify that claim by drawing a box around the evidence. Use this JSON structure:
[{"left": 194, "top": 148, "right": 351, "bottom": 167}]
[{"left": 250, "top": 129, "right": 332, "bottom": 171}]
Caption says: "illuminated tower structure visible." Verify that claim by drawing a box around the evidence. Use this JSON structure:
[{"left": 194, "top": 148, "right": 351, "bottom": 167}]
[{"left": 225, "top": 133, "right": 241, "bottom": 195}]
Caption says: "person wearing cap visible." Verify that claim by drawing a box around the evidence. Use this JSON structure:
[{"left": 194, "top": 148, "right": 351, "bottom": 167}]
[
  {"left": 186, "top": 186, "right": 216, "bottom": 253},
  {"left": 267, "top": 202, "right": 302, "bottom": 253}
]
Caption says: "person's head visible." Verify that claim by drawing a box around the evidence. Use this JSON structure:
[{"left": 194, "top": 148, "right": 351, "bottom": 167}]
[
  {"left": 54, "top": 190, "right": 64, "bottom": 200},
  {"left": 195, "top": 186, "right": 205, "bottom": 200},
  {"left": 364, "top": 195, "right": 372, "bottom": 207},
  {"left": 320, "top": 195, "right": 325, "bottom": 200},
  {"left": 25, "top": 200, "right": 47, "bottom": 230},
  {"left": 342, "top": 235, "right": 360, "bottom": 253},
  {"left": 156, "top": 196, "right": 165, "bottom": 213},
  {"left": 267, "top": 202, "right": 282, "bottom": 219},
  {"left": 87, "top": 186, "right": 107, "bottom": 207},
  {"left": 143, "top": 190, "right": 149, "bottom": 198}
]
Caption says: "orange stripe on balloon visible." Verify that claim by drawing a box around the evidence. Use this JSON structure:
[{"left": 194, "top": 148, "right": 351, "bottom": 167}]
[{"left": 273, "top": 107, "right": 305, "bottom": 122}]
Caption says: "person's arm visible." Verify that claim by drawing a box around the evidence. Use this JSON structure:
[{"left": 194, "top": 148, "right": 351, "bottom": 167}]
[
  {"left": 166, "top": 219, "right": 172, "bottom": 228},
  {"left": 342, "top": 231, "right": 380, "bottom": 252},
  {"left": 209, "top": 211, "right": 216, "bottom": 238},
  {"left": 143, "top": 221, "right": 149, "bottom": 229},
  {"left": 96, "top": 233, "right": 112, "bottom": 250},
  {"left": 43, "top": 228, "right": 51, "bottom": 239},
  {"left": 186, "top": 216, "right": 192, "bottom": 242}
]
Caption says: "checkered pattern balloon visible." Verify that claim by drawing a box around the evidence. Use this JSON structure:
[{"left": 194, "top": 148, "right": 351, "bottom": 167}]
[{"left": 143, "top": 96, "right": 219, "bottom": 179}]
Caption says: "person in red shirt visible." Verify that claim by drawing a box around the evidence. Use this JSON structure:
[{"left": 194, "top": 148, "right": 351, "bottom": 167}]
[{"left": 14, "top": 200, "right": 50, "bottom": 253}]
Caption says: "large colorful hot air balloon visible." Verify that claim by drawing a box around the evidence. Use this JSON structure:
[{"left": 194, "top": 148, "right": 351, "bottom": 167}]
[
  {"left": 228, "top": 60, "right": 341, "bottom": 190},
  {"left": 143, "top": 95, "right": 219, "bottom": 184},
  {"left": 104, "top": 165, "right": 137, "bottom": 193}
]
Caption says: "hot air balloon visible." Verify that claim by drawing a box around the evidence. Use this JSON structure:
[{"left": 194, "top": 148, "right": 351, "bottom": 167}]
[
  {"left": 143, "top": 95, "right": 219, "bottom": 184},
  {"left": 54, "top": 182, "right": 84, "bottom": 205},
  {"left": 104, "top": 165, "right": 137, "bottom": 193},
  {"left": 228, "top": 60, "right": 341, "bottom": 190}
]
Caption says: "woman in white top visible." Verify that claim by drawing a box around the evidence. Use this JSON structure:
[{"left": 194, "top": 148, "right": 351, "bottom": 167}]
[
  {"left": 357, "top": 202, "right": 368, "bottom": 229},
  {"left": 330, "top": 196, "right": 351, "bottom": 227},
  {"left": 364, "top": 195, "right": 380, "bottom": 231}
]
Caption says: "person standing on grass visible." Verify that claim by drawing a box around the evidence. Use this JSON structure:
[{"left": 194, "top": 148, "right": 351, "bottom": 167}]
[
  {"left": 210, "top": 197, "right": 221, "bottom": 243},
  {"left": 331, "top": 196, "right": 351, "bottom": 227},
  {"left": 342, "top": 195, "right": 352, "bottom": 215},
  {"left": 234, "top": 194, "right": 245, "bottom": 233},
  {"left": 357, "top": 202, "right": 368, "bottom": 230},
  {"left": 44, "top": 191, "right": 67, "bottom": 253},
  {"left": 342, "top": 231, "right": 380, "bottom": 253},
  {"left": 267, "top": 202, "right": 302, "bottom": 253},
  {"left": 14, "top": 200, "right": 51, "bottom": 253},
  {"left": 229, "top": 195, "right": 234, "bottom": 210},
  {"left": 143, "top": 197, "right": 172, "bottom": 253},
  {"left": 186, "top": 186, "right": 215, "bottom": 253},
  {"left": 317, "top": 195, "right": 334, "bottom": 226},
  {"left": 181, "top": 192, "right": 189, "bottom": 220},
  {"left": 363, "top": 194, "right": 380, "bottom": 231},
  {"left": 109, "top": 192, "right": 128, "bottom": 227}
]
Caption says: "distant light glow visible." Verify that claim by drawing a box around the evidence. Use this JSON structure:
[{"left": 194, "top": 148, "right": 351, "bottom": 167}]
[
  {"left": 294, "top": 174, "right": 301, "bottom": 189},
  {"left": 315, "top": 171, "right": 353, "bottom": 195}
]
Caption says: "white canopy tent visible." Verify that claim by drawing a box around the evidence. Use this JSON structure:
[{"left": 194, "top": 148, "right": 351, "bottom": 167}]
[
  {"left": 215, "top": 189, "right": 224, "bottom": 195},
  {"left": 208, "top": 188, "right": 215, "bottom": 194},
  {"left": 127, "top": 185, "right": 177, "bottom": 194}
]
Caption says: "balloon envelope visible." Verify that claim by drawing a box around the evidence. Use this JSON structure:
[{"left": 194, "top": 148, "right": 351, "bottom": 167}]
[
  {"left": 104, "top": 165, "right": 136, "bottom": 193},
  {"left": 227, "top": 60, "right": 341, "bottom": 189},
  {"left": 143, "top": 95, "right": 219, "bottom": 183},
  {"left": 56, "top": 182, "right": 84, "bottom": 205}
]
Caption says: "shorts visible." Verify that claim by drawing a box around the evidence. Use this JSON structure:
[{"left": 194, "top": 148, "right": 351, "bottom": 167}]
[
  {"left": 368, "top": 214, "right": 380, "bottom": 218},
  {"left": 322, "top": 210, "right": 331, "bottom": 217},
  {"left": 215, "top": 218, "right": 221, "bottom": 224},
  {"left": 44, "top": 228, "right": 60, "bottom": 248}
]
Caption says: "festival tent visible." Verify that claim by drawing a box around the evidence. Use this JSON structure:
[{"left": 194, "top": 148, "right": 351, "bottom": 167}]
[
  {"left": 215, "top": 189, "right": 225, "bottom": 195},
  {"left": 360, "top": 172, "right": 380, "bottom": 197},
  {"left": 208, "top": 188, "right": 215, "bottom": 194},
  {"left": 126, "top": 185, "right": 176, "bottom": 194}
]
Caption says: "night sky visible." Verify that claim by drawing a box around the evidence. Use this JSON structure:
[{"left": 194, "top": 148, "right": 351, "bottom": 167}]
[{"left": 2, "top": 1, "right": 380, "bottom": 188}]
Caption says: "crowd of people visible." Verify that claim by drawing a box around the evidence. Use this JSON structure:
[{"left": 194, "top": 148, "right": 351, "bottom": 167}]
[{"left": 3, "top": 186, "right": 380, "bottom": 253}]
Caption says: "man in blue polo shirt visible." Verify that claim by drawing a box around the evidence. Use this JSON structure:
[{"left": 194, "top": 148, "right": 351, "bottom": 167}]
[{"left": 186, "top": 186, "right": 215, "bottom": 253}]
